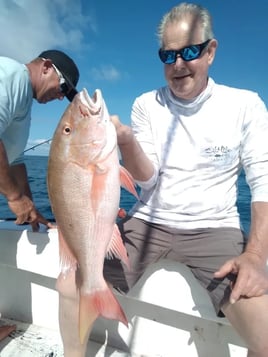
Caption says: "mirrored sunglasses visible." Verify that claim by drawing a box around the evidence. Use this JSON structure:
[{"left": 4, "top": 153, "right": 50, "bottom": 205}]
[
  {"left": 52, "top": 64, "right": 70, "bottom": 95},
  {"left": 158, "top": 39, "right": 211, "bottom": 64}
]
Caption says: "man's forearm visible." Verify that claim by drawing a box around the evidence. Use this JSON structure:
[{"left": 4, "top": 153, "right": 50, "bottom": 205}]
[
  {"left": 119, "top": 135, "right": 154, "bottom": 182},
  {"left": 246, "top": 201, "right": 268, "bottom": 262},
  {"left": 9, "top": 163, "right": 32, "bottom": 199},
  {"left": 112, "top": 116, "right": 154, "bottom": 182},
  {"left": 0, "top": 140, "right": 22, "bottom": 201}
]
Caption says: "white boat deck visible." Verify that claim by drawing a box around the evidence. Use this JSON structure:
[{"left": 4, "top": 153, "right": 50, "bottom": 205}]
[
  {"left": 0, "top": 221, "right": 248, "bottom": 356},
  {"left": 0, "top": 318, "right": 130, "bottom": 357}
]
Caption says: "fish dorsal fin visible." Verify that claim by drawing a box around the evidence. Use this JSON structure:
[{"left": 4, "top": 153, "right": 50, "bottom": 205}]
[
  {"left": 120, "top": 166, "right": 139, "bottom": 199},
  {"left": 106, "top": 224, "right": 130, "bottom": 270}
]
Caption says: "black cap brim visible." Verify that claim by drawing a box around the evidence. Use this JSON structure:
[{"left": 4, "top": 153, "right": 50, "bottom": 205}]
[{"left": 66, "top": 88, "right": 78, "bottom": 102}]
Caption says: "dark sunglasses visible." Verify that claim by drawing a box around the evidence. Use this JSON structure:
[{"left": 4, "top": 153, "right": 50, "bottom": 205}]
[{"left": 158, "top": 39, "right": 211, "bottom": 64}]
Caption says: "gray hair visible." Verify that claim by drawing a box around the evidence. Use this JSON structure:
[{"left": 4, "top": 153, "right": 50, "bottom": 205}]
[{"left": 157, "top": 2, "right": 214, "bottom": 47}]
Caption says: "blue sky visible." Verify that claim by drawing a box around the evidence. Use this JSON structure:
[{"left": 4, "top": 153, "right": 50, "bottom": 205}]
[{"left": 2, "top": 0, "right": 268, "bottom": 155}]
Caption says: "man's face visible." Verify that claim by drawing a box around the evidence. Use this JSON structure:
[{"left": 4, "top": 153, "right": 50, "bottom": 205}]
[
  {"left": 162, "top": 18, "right": 217, "bottom": 100},
  {"left": 36, "top": 60, "right": 66, "bottom": 103}
]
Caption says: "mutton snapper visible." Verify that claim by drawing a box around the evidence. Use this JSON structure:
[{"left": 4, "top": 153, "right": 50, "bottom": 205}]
[{"left": 47, "top": 88, "right": 138, "bottom": 354}]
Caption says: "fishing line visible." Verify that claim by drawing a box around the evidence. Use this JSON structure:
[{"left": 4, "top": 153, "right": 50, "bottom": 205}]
[{"left": 23, "top": 139, "right": 52, "bottom": 154}]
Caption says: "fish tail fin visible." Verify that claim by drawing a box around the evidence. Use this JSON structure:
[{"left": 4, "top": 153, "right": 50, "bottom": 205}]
[
  {"left": 79, "top": 286, "right": 128, "bottom": 344},
  {"left": 120, "top": 166, "right": 139, "bottom": 199}
]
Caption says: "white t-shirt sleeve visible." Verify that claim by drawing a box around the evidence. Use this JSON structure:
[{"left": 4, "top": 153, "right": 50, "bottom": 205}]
[{"left": 241, "top": 92, "right": 268, "bottom": 202}]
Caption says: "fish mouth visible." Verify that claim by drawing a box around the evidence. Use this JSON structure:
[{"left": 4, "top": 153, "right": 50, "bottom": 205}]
[{"left": 79, "top": 88, "right": 102, "bottom": 115}]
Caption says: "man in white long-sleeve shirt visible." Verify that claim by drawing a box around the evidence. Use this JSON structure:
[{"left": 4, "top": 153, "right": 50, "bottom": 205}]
[
  {"left": 129, "top": 79, "right": 268, "bottom": 230},
  {"left": 105, "top": 3, "right": 268, "bottom": 356}
]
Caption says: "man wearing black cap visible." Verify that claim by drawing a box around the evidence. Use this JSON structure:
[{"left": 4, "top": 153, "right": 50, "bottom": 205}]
[
  {"left": 38, "top": 49, "right": 79, "bottom": 102},
  {"left": 0, "top": 49, "right": 79, "bottom": 340}
]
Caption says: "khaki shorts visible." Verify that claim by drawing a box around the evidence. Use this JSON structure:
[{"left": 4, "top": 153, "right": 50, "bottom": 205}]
[{"left": 104, "top": 216, "right": 246, "bottom": 316}]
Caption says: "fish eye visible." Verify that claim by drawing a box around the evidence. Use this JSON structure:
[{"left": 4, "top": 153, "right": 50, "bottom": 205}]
[{"left": 63, "top": 126, "right": 71, "bottom": 135}]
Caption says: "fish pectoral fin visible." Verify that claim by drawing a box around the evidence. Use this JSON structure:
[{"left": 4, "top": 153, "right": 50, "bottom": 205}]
[
  {"left": 106, "top": 224, "right": 130, "bottom": 269},
  {"left": 79, "top": 287, "right": 128, "bottom": 344},
  {"left": 120, "top": 166, "right": 139, "bottom": 199}
]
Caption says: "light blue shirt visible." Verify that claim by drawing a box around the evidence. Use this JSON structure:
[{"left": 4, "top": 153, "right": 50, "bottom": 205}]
[{"left": 0, "top": 56, "right": 33, "bottom": 163}]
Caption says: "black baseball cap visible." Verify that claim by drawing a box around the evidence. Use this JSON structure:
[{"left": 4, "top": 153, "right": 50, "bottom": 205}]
[{"left": 38, "top": 49, "right": 79, "bottom": 101}]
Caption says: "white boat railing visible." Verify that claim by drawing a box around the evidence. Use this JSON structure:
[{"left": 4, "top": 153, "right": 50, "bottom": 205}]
[{"left": 0, "top": 221, "right": 248, "bottom": 356}]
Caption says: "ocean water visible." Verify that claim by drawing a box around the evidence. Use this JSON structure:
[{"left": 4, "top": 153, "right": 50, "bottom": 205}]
[{"left": 0, "top": 155, "right": 251, "bottom": 234}]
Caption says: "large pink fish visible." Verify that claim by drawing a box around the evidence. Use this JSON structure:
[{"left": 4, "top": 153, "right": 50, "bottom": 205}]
[{"left": 47, "top": 88, "right": 138, "bottom": 355}]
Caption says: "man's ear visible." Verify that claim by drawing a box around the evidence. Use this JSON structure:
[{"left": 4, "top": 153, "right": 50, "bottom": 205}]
[
  {"left": 207, "top": 39, "right": 218, "bottom": 65},
  {"left": 42, "top": 58, "right": 53, "bottom": 73}
]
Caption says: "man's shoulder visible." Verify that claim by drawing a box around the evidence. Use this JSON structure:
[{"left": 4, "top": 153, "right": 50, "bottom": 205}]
[
  {"left": 213, "top": 80, "right": 259, "bottom": 100},
  {"left": 0, "top": 56, "right": 24, "bottom": 73},
  {"left": 134, "top": 86, "right": 167, "bottom": 105},
  {"left": 0, "top": 57, "right": 30, "bottom": 94},
  {"left": 210, "top": 81, "right": 266, "bottom": 114}
]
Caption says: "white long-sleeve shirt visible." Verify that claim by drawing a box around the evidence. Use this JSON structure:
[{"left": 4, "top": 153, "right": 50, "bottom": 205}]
[{"left": 129, "top": 78, "right": 268, "bottom": 229}]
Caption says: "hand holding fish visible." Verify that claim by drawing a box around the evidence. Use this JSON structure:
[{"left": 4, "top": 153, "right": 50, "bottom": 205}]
[
  {"left": 110, "top": 115, "right": 154, "bottom": 182},
  {"left": 110, "top": 115, "right": 135, "bottom": 146},
  {"left": 214, "top": 251, "right": 268, "bottom": 304}
]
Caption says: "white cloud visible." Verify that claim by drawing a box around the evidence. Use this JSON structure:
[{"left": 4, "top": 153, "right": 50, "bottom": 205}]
[
  {"left": 0, "top": 0, "right": 93, "bottom": 62},
  {"left": 90, "top": 65, "right": 121, "bottom": 81}
]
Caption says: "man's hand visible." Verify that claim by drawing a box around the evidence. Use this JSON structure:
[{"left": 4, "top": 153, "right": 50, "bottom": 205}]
[
  {"left": 110, "top": 115, "right": 134, "bottom": 146},
  {"left": 214, "top": 251, "right": 268, "bottom": 304},
  {"left": 8, "top": 195, "right": 55, "bottom": 232},
  {"left": 27, "top": 209, "right": 56, "bottom": 232},
  {"left": 110, "top": 115, "right": 154, "bottom": 182},
  {"left": 8, "top": 194, "right": 35, "bottom": 224}
]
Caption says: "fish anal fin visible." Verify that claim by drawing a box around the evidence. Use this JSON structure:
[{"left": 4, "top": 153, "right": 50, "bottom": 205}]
[
  {"left": 79, "top": 286, "right": 128, "bottom": 344},
  {"left": 58, "top": 228, "right": 78, "bottom": 272},
  {"left": 120, "top": 166, "right": 139, "bottom": 199},
  {"left": 106, "top": 224, "right": 130, "bottom": 269},
  {"left": 56, "top": 263, "right": 78, "bottom": 298}
]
